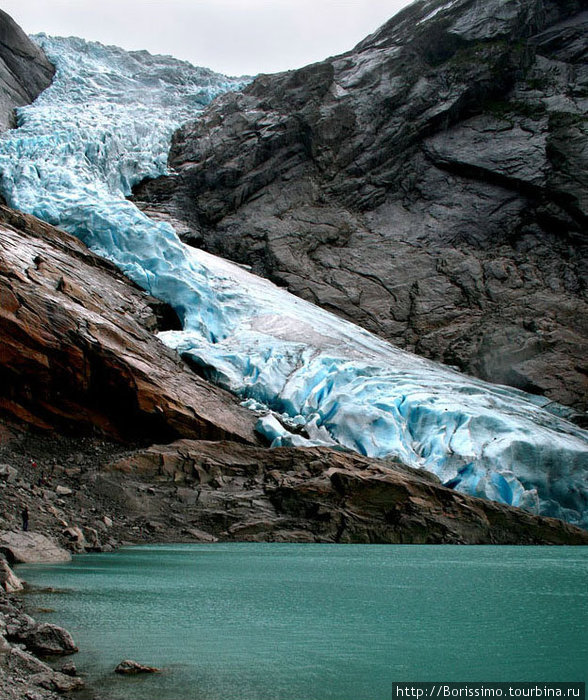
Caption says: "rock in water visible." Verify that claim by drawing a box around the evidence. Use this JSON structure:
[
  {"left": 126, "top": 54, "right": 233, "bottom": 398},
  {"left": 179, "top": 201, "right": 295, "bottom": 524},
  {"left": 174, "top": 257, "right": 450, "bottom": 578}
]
[
  {"left": 115, "top": 659, "right": 161, "bottom": 674},
  {"left": 58, "top": 661, "right": 78, "bottom": 676},
  {"left": 0, "top": 557, "right": 23, "bottom": 593}
]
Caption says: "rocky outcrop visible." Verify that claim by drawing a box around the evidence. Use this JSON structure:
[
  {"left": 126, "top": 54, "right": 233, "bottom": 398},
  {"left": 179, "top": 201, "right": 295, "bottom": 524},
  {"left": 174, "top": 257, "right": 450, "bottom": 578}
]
[
  {"left": 134, "top": 0, "right": 588, "bottom": 412},
  {"left": 0, "top": 532, "right": 71, "bottom": 565},
  {"left": 0, "top": 558, "right": 22, "bottom": 593},
  {"left": 0, "top": 10, "right": 54, "bottom": 131},
  {"left": 109, "top": 440, "right": 588, "bottom": 545},
  {"left": 0, "top": 587, "right": 84, "bottom": 699},
  {"left": 0, "top": 205, "right": 258, "bottom": 444}
]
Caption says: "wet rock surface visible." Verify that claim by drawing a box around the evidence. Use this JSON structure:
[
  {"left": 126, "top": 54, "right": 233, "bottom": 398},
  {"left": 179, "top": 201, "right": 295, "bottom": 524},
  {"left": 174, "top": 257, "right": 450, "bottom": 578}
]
[
  {"left": 0, "top": 10, "right": 55, "bottom": 131},
  {"left": 134, "top": 0, "right": 588, "bottom": 412},
  {"left": 0, "top": 583, "right": 85, "bottom": 700},
  {"left": 0, "top": 205, "right": 258, "bottom": 445},
  {"left": 114, "top": 659, "right": 160, "bottom": 675}
]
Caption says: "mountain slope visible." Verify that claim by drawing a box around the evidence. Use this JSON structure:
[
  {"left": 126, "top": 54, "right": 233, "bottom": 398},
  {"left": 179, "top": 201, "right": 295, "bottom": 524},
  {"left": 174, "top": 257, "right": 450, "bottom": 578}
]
[
  {"left": 0, "top": 20, "right": 586, "bottom": 527},
  {"left": 134, "top": 0, "right": 588, "bottom": 413},
  {"left": 0, "top": 10, "right": 54, "bottom": 130}
]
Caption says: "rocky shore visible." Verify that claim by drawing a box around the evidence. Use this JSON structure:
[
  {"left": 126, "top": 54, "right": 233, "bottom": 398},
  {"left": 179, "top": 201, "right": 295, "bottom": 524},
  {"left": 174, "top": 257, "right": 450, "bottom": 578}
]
[{"left": 2, "top": 414, "right": 587, "bottom": 699}]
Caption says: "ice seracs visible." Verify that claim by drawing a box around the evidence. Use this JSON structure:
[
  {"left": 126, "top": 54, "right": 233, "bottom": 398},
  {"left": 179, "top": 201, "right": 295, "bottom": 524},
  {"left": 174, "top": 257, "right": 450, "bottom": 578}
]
[{"left": 0, "top": 35, "right": 586, "bottom": 527}]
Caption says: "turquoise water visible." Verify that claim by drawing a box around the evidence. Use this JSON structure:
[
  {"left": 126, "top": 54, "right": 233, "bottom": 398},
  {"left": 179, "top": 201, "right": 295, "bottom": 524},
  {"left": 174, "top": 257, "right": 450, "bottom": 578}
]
[{"left": 18, "top": 544, "right": 588, "bottom": 700}]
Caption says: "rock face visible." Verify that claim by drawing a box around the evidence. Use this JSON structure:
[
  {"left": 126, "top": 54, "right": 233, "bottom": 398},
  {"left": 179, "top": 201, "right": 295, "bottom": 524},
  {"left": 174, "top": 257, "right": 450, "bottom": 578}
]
[
  {"left": 0, "top": 532, "right": 71, "bottom": 565},
  {"left": 0, "top": 205, "right": 258, "bottom": 444},
  {"left": 134, "top": 0, "right": 588, "bottom": 412},
  {"left": 0, "top": 558, "right": 22, "bottom": 593},
  {"left": 0, "top": 10, "right": 54, "bottom": 131},
  {"left": 109, "top": 440, "right": 588, "bottom": 545}
]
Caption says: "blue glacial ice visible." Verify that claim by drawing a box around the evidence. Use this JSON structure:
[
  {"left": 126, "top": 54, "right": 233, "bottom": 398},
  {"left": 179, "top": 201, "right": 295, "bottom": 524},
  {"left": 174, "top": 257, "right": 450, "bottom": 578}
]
[{"left": 0, "top": 35, "right": 587, "bottom": 527}]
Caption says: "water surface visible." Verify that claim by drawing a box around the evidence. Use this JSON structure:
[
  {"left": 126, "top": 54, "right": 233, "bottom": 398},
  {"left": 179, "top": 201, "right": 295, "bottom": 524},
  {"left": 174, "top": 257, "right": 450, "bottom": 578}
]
[{"left": 18, "top": 544, "right": 588, "bottom": 700}]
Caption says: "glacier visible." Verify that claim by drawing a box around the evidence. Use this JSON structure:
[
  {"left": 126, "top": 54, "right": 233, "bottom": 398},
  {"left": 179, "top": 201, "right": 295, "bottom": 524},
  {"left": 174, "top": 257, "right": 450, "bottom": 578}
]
[{"left": 0, "top": 35, "right": 587, "bottom": 528}]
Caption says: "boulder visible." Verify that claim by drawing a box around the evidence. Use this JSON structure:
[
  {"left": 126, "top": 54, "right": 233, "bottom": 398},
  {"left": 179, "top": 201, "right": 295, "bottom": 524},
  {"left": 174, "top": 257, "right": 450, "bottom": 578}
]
[
  {"left": 6, "top": 646, "right": 52, "bottom": 676},
  {"left": 115, "top": 659, "right": 161, "bottom": 674},
  {"left": 30, "top": 671, "right": 84, "bottom": 692},
  {"left": 0, "top": 556, "right": 23, "bottom": 593},
  {"left": 59, "top": 660, "right": 78, "bottom": 676},
  {"left": 22, "top": 622, "right": 78, "bottom": 656},
  {"left": 62, "top": 526, "right": 86, "bottom": 545},
  {"left": 55, "top": 485, "right": 73, "bottom": 496},
  {"left": 0, "top": 464, "right": 17, "bottom": 483},
  {"left": 0, "top": 531, "right": 71, "bottom": 564}
]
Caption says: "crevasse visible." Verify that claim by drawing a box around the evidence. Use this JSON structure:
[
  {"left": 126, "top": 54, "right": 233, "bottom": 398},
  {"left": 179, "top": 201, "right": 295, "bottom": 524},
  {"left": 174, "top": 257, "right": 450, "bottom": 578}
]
[{"left": 0, "top": 36, "right": 586, "bottom": 527}]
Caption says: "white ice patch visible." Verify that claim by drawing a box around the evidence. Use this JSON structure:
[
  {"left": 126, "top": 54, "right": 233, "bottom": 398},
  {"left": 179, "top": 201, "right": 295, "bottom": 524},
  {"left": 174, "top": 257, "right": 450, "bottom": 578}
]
[
  {"left": 417, "top": 0, "right": 462, "bottom": 26},
  {"left": 0, "top": 35, "right": 587, "bottom": 527}
]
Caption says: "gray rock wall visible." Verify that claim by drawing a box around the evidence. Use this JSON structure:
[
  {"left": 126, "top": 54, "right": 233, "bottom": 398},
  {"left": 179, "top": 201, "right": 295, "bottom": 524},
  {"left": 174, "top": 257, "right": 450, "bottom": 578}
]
[
  {"left": 133, "top": 0, "right": 587, "bottom": 413},
  {"left": 0, "top": 10, "right": 54, "bottom": 131}
]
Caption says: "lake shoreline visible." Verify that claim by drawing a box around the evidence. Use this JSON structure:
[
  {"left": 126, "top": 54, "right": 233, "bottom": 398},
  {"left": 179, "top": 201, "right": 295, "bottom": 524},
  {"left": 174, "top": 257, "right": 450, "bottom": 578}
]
[
  {"left": 1, "top": 420, "right": 587, "bottom": 699},
  {"left": 13, "top": 544, "right": 588, "bottom": 700}
]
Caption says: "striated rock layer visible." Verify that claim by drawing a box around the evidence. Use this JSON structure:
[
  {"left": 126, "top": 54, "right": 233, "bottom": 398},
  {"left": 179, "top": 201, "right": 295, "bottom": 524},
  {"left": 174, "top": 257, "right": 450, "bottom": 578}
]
[
  {"left": 134, "top": 0, "right": 588, "bottom": 412},
  {"left": 2, "top": 423, "right": 585, "bottom": 555},
  {"left": 0, "top": 205, "right": 258, "bottom": 444},
  {"left": 0, "top": 10, "right": 54, "bottom": 131},
  {"left": 109, "top": 440, "right": 588, "bottom": 545}
]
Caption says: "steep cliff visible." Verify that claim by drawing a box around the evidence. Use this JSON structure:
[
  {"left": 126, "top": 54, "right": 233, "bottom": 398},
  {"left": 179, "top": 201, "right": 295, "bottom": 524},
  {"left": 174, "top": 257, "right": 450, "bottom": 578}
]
[
  {"left": 0, "top": 10, "right": 54, "bottom": 131},
  {"left": 134, "top": 0, "right": 587, "bottom": 413},
  {"left": 0, "top": 205, "right": 258, "bottom": 444}
]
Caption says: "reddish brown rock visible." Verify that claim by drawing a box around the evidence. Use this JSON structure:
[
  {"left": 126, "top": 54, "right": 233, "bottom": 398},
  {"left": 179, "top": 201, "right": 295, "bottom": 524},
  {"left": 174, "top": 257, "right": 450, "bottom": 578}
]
[
  {"left": 109, "top": 440, "right": 588, "bottom": 545},
  {"left": 0, "top": 206, "right": 258, "bottom": 444}
]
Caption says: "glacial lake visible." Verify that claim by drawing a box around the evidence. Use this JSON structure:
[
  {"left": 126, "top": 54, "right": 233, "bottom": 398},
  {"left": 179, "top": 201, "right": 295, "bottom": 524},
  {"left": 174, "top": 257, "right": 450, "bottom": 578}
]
[{"left": 17, "top": 544, "right": 588, "bottom": 700}]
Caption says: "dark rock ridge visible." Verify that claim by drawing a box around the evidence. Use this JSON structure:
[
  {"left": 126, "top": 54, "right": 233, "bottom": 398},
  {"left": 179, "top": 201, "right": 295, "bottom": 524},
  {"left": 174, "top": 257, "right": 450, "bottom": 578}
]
[
  {"left": 108, "top": 440, "right": 588, "bottom": 545},
  {"left": 0, "top": 10, "right": 54, "bottom": 131},
  {"left": 2, "top": 423, "right": 586, "bottom": 557},
  {"left": 134, "top": 0, "right": 588, "bottom": 412},
  {"left": 0, "top": 205, "right": 258, "bottom": 444}
]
